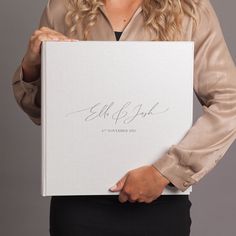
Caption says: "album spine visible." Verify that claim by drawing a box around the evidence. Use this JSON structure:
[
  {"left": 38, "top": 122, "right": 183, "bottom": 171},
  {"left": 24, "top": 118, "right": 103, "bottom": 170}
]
[{"left": 41, "top": 41, "right": 47, "bottom": 197}]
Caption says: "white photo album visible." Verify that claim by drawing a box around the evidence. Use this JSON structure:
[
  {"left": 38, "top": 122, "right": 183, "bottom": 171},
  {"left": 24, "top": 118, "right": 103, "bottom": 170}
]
[{"left": 41, "top": 41, "right": 194, "bottom": 196}]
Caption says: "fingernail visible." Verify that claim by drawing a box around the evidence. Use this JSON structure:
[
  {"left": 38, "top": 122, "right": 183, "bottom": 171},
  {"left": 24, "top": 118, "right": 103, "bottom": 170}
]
[{"left": 109, "top": 184, "right": 117, "bottom": 191}]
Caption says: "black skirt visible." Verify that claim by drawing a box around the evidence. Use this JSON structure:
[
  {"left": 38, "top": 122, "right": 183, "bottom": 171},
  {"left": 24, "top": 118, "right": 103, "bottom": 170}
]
[{"left": 49, "top": 194, "right": 192, "bottom": 236}]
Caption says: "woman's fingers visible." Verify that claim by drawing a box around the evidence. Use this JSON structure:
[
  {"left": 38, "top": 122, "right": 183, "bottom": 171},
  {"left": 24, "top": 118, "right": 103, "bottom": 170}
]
[
  {"left": 118, "top": 191, "right": 129, "bottom": 203},
  {"left": 32, "top": 31, "right": 72, "bottom": 50},
  {"left": 24, "top": 27, "right": 78, "bottom": 68},
  {"left": 109, "top": 173, "right": 128, "bottom": 192},
  {"left": 137, "top": 198, "right": 145, "bottom": 203},
  {"left": 21, "top": 26, "right": 79, "bottom": 82}
]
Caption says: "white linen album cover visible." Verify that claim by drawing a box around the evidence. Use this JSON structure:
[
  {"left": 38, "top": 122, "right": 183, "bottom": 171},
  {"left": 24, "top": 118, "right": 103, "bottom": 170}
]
[{"left": 41, "top": 41, "right": 194, "bottom": 196}]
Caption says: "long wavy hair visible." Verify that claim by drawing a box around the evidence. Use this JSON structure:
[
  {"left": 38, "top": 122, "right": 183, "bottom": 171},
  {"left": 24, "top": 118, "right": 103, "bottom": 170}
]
[{"left": 64, "top": 0, "right": 202, "bottom": 41}]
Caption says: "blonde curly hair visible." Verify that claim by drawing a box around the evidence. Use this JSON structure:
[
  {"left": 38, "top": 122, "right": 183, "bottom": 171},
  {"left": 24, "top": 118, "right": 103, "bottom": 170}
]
[{"left": 64, "top": 0, "right": 202, "bottom": 41}]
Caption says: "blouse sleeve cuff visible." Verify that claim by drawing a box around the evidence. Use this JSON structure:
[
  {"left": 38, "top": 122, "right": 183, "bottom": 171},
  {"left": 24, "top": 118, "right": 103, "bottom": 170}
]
[{"left": 151, "top": 146, "right": 197, "bottom": 192}]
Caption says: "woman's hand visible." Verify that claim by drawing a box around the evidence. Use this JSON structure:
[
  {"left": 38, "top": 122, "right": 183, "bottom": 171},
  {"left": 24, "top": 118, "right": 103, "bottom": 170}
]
[
  {"left": 22, "top": 26, "right": 78, "bottom": 82},
  {"left": 109, "top": 165, "right": 170, "bottom": 203}
]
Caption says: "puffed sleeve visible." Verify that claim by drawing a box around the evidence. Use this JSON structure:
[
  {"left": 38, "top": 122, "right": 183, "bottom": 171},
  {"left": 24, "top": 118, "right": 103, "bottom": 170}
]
[
  {"left": 152, "top": 0, "right": 236, "bottom": 192},
  {"left": 11, "top": 0, "right": 54, "bottom": 126}
]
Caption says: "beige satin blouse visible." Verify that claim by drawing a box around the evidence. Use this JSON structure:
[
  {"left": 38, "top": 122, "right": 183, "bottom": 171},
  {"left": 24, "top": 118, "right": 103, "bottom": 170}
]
[{"left": 11, "top": 0, "right": 236, "bottom": 192}]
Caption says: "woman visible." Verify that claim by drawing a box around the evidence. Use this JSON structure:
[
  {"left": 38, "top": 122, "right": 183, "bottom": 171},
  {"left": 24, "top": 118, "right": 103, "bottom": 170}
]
[{"left": 11, "top": 0, "right": 236, "bottom": 235}]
